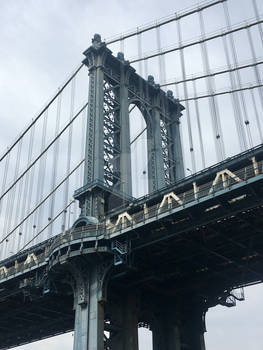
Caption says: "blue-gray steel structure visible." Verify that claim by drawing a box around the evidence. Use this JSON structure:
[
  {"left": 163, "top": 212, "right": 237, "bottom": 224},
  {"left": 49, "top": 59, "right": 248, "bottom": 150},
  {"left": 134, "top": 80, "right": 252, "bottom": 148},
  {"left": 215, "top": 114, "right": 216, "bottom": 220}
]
[
  {"left": 1, "top": 0, "right": 263, "bottom": 349},
  {"left": 74, "top": 34, "right": 184, "bottom": 225},
  {"left": 0, "top": 145, "right": 263, "bottom": 349}
]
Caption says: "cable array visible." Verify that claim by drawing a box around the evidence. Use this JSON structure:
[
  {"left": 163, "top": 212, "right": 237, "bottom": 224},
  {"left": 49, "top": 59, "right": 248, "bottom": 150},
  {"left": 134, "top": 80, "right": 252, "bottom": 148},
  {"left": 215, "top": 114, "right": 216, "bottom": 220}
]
[
  {"left": 105, "top": 0, "right": 263, "bottom": 176},
  {"left": 0, "top": 65, "right": 89, "bottom": 259},
  {"left": 1, "top": 0, "right": 263, "bottom": 259}
]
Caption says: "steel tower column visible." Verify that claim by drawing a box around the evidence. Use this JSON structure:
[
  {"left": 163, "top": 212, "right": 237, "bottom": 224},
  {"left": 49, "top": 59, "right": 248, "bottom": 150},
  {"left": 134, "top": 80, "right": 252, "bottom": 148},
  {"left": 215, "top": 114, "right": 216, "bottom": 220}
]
[
  {"left": 151, "top": 297, "right": 207, "bottom": 350},
  {"left": 70, "top": 260, "right": 110, "bottom": 350},
  {"left": 146, "top": 77, "right": 166, "bottom": 192},
  {"left": 106, "top": 292, "right": 139, "bottom": 350},
  {"left": 168, "top": 97, "right": 185, "bottom": 182},
  {"left": 74, "top": 35, "right": 184, "bottom": 225},
  {"left": 71, "top": 35, "right": 185, "bottom": 349},
  {"left": 118, "top": 53, "right": 134, "bottom": 196}
]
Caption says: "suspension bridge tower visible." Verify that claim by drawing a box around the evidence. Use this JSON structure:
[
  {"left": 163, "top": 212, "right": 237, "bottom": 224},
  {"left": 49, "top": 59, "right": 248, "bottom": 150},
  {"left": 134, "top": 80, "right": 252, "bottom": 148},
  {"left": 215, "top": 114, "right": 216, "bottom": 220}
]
[
  {"left": 67, "top": 34, "right": 190, "bottom": 350},
  {"left": 73, "top": 33, "right": 185, "bottom": 224}
]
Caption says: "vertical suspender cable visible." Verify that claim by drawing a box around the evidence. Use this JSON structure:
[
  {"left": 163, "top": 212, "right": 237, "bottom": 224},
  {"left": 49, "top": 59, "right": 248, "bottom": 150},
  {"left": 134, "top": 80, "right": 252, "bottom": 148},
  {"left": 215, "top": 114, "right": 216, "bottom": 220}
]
[
  {"left": 21, "top": 124, "right": 36, "bottom": 249},
  {"left": 14, "top": 177, "right": 24, "bottom": 252},
  {"left": 193, "top": 80, "right": 206, "bottom": 169},
  {"left": 33, "top": 109, "right": 49, "bottom": 244},
  {"left": 250, "top": 87, "right": 263, "bottom": 143},
  {"left": 137, "top": 31, "right": 143, "bottom": 76},
  {"left": 177, "top": 18, "right": 196, "bottom": 173},
  {"left": 132, "top": 32, "right": 143, "bottom": 196},
  {"left": 3, "top": 144, "right": 20, "bottom": 244},
  {"left": 73, "top": 173, "right": 79, "bottom": 226},
  {"left": 252, "top": 0, "right": 263, "bottom": 46},
  {"left": 0, "top": 64, "right": 84, "bottom": 164},
  {"left": 246, "top": 27, "right": 263, "bottom": 142},
  {"left": 199, "top": 11, "right": 225, "bottom": 162},
  {"left": 223, "top": 1, "right": 253, "bottom": 149},
  {"left": 174, "top": 82, "right": 186, "bottom": 169},
  {"left": 2, "top": 141, "right": 22, "bottom": 258},
  {"left": 74, "top": 108, "right": 87, "bottom": 222},
  {"left": 221, "top": 35, "right": 247, "bottom": 151},
  {"left": 16, "top": 125, "right": 34, "bottom": 250},
  {"left": 48, "top": 92, "right": 62, "bottom": 238},
  {"left": 0, "top": 152, "right": 10, "bottom": 233},
  {"left": 144, "top": 59, "right": 148, "bottom": 80},
  {"left": 8, "top": 139, "right": 23, "bottom": 255},
  {"left": 156, "top": 26, "right": 167, "bottom": 88},
  {"left": 24, "top": 128, "right": 38, "bottom": 245},
  {"left": 62, "top": 78, "right": 76, "bottom": 231}
]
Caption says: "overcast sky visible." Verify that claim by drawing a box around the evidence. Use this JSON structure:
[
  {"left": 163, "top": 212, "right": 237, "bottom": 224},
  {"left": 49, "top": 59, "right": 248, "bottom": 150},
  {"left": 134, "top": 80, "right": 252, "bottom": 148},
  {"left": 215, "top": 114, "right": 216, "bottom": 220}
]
[{"left": 1, "top": 0, "right": 263, "bottom": 349}]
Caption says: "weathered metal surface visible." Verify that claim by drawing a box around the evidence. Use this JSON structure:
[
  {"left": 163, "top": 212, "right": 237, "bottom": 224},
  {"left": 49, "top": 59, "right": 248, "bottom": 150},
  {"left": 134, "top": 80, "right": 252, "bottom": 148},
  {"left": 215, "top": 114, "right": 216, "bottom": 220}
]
[{"left": 0, "top": 146, "right": 263, "bottom": 348}]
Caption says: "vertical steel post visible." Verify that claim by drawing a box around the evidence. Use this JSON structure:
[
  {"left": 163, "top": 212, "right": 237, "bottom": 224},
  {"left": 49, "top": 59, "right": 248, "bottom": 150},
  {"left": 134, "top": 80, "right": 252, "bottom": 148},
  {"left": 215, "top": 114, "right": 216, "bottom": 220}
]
[
  {"left": 151, "top": 298, "right": 207, "bottom": 350},
  {"left": 71, "top": 262, "right": 108, "bottom": 350},
  {"left": 147, "top": 86, "right": 166, "bottom": 191},
  {"left": 119, "top": 59, "right": 133, "bottom": 196}
]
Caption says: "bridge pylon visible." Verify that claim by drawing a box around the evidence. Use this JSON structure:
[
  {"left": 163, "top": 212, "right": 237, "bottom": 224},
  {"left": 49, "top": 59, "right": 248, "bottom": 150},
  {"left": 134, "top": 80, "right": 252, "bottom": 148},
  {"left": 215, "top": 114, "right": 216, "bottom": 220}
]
[
  {"left": 70, "top": 34, "right": 185, "bottom": 349},
  {"left": 73, "top": 33, "right": 184, "bottom": 224}
]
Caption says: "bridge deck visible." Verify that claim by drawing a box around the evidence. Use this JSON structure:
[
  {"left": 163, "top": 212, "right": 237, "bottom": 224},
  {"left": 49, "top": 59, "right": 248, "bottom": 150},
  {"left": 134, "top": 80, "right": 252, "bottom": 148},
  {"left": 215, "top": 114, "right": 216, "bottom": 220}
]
[{"left": 1, "top": 145, "right": 263, "bottom": 348}]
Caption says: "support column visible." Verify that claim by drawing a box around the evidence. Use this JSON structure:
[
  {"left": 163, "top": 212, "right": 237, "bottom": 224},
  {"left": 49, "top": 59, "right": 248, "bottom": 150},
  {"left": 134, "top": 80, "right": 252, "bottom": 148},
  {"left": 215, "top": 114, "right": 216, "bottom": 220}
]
[
  {"left": 81, "top": 34, "right": 111, "bottom": 219},
  {"left": 180, "top": 307, "right": 206, "bottom": 350},
  {"left": 146, "top": 77, "right": 166, "bottom": 192},
  {"left": 73, "top": 300, "right": 90, "bottom": 350},
  {"left": 119, "top": 54, "right": 134, "bottom": 197},
  {"left": 122, "top": 293, "right": 139, "bottom": 350},
  {"left": 151, "top": 298, "right": 206, "bottom": 350},
  {"left": 170, "top": 118, "right": 185, "bottom": 181},
  {"left": 87, "top": 264, "right": 105, "bottom": 350},
  {"left": 151, "top": 307, "right": 181, "bottom": 350},
  {"left": 83, "top": 35, "right": 109, "bottom": 187},
  {"left": 149, "top": 105, "right": 166, "bottom": 191},
  {"left": 70, "top": 262, "right": 108, "bottom": 350},
  {"left": 166, "top": 90, "right": 185, "bottom": 182},
  {"left": 107, "top": 292, "right": 139, "bottom": 350}
]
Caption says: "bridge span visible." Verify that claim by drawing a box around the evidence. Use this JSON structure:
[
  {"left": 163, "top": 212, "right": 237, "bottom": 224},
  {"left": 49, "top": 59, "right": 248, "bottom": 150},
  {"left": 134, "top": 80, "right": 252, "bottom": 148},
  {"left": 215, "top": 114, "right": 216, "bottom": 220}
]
[{"left": 1, "top": 144, "right": 263, "bottom": 349}]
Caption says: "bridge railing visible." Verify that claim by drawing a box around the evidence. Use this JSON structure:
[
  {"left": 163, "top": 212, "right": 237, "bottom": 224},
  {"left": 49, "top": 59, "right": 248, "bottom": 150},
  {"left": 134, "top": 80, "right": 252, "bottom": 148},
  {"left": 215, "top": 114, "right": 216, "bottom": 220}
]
[
  {"left": 0, "top": 160, "right": 262, "bottom": 282},
  {"left": 107, "top": 161, "right": 263, "bottom": 234},
  {"left": 44, "top": 225, "right": 109, "bottom": 258},
  {"left": 0, "top": 251, "right": 47, "bottom": 280}
]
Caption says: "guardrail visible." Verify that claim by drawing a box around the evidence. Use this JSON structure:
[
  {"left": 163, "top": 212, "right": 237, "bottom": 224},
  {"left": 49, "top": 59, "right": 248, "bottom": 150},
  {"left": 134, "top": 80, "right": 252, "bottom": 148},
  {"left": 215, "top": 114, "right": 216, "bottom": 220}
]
[{"left": 0, "top": 160, "right": 262, "bottom": 282}]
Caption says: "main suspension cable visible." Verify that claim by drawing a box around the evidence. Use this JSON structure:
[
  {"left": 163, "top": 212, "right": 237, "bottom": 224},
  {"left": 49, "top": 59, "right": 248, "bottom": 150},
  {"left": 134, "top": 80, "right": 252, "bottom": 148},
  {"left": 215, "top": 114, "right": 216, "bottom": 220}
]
[
  {"left": 105, "top": 0, "right": 226, "bottom": 44},
  {"left": 0, "top": 64, "right": 84, "bottom": 163},
  {"left": 1, "top": 159, "right": 85, "bottom": 245},
  {"left": 48, "top": 93, "right": 62, "bottom": 237},
  {"left": 18, "top": 200, "right": 76, "bottom": 253},
  {"left": 129, "top": 17, "right": 263, "bottom": 63},
  {"left": 177, "top": 19, "right": 196, "bottom": 173},
  {"left": 0, "top": 102, "right": 89, "bottom": 203},
  {"left": 61, "top": 77, "right": 76, "bottom": 231}
]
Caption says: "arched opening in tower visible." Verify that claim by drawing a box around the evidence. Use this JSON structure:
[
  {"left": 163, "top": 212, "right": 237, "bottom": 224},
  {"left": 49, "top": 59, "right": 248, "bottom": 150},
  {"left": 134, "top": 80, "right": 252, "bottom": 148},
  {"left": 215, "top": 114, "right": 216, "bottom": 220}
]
[{"left": 129, "top": 104, "right": 148, "bottom": 198}]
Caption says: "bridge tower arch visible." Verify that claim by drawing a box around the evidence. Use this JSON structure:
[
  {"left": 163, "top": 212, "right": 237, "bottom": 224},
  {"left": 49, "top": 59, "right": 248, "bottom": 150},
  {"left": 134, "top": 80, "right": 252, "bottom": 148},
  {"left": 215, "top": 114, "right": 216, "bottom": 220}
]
[{"left": 74, "top": 34, "right": 185, "bottom": 223}]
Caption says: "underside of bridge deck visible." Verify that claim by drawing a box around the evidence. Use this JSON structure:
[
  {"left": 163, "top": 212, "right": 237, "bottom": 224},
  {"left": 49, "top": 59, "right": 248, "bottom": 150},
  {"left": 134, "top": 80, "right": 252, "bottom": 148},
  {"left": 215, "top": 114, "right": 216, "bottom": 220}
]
[{"left": 0, "top": 172, "right": 263, "bottom": 349}]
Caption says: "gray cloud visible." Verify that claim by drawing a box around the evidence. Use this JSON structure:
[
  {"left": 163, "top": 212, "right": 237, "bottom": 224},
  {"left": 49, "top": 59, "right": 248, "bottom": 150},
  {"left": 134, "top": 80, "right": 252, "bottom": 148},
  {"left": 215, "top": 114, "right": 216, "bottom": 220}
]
[{"left": 1, "top": 0, "right": 263, "bottom": 349}]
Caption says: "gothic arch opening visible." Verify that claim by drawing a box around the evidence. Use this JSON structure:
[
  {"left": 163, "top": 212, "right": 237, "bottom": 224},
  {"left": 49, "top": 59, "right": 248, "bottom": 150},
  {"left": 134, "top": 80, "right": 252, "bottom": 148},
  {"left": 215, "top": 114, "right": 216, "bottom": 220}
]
[{"left": 129, "top": 103, "right": 148, "bottom": 198}]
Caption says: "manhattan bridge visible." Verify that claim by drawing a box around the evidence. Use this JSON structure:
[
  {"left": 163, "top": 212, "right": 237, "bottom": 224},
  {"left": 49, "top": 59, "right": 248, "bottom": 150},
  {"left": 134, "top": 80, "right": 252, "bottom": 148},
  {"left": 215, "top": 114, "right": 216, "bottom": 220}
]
[{"left": 1, "top": 0, "right": 263, "bottom": 349}]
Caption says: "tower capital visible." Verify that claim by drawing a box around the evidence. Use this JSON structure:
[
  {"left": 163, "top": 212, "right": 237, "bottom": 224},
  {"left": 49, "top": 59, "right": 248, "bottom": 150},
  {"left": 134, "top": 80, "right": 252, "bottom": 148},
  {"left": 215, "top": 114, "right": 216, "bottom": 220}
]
[{"left": 82, "top": 33, "right": 112, "bottom": 69}]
